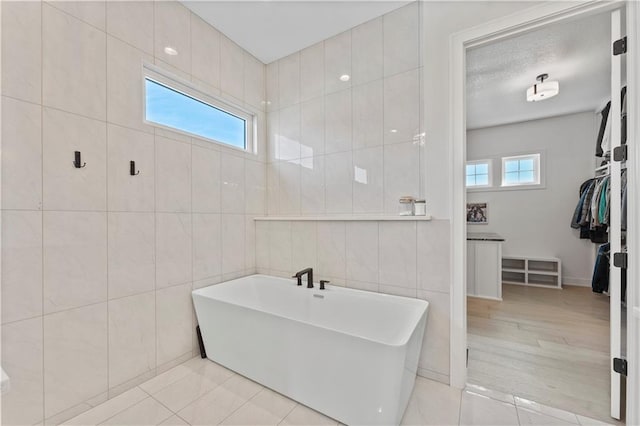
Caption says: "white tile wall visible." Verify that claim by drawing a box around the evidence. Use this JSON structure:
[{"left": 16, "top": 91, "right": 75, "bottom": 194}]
[
  {"left": 267, "top": 1, "right": 424, "bottom": 217},
  {"left": 1, "top": 1, "right": 266, "bottom": 424}
]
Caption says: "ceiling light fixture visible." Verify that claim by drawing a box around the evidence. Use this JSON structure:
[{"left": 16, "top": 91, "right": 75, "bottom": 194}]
[
  {"left": 526, "top": 73, "right": 559, "bottom": 102},
  {"left": 164, "top": 46, "right": 178, "bottom": 56},
  {"left": 339, "top": 74, "right": 350, "bottom": 82}
]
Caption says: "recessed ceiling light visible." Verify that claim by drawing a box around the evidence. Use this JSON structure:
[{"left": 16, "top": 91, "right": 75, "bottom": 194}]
[
  {"left": 339, "top": 74, "right": 350, "bottom": 82},
  {"left": 390, "top": 129, "right": 398, "bottom": 133},
  {"left": 164, "top": 46, "right": 178, "bottom": 56}
]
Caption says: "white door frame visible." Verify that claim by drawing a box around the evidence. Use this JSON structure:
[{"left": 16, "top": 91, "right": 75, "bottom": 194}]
[{"left": 448, "top": 0, "right": 637, "bottom": 422}]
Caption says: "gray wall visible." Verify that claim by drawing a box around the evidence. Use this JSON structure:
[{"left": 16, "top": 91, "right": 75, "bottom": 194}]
[{"left": 467, "top": 112, "right": 598, "bottom": 286}]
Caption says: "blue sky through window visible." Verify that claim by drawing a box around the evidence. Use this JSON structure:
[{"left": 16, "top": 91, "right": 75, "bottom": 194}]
[{"left": 145, "top": 79, "right": 246, "bottom": 149}]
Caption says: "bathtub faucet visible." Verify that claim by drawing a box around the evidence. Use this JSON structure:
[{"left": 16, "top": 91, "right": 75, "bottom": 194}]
[{"left": 292, "top": 268, "right": 314, "bottom": 288}]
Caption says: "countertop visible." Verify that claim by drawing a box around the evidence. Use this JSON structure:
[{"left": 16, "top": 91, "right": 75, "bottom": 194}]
[{"left": 467, "top": 232, "right": 505, "bottom": 242}]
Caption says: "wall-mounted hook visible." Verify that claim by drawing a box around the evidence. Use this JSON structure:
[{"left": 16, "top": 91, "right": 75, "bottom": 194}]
[
  {"left": 73, "top": 151, "right": 86, "bottom": 168},
  {"left": 130, "top": 160, "right": 140, "bottom": 176}
]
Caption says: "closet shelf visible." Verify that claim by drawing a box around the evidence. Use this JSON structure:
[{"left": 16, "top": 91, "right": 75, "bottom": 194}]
[{"left": 254, "top": 215, "right": 433, "bottom": 222}]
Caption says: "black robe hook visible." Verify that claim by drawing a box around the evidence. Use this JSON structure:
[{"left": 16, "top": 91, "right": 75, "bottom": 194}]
[
  {"left": 73, "top": 151, "right": 86, "bottom": 168},
  {"left": 130, "top": 160, "right": 140, "bottom": 176}
]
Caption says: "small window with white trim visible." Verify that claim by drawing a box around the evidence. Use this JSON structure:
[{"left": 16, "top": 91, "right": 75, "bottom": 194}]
[
  {"left": 501, "top": 154, "right": 540, "bottom": 186},
  {"left": 144, "top": 65, "right": 254, "bottom": 152},
  {"left": 466, "top": 160, "right": 491, "bottom": 188}
]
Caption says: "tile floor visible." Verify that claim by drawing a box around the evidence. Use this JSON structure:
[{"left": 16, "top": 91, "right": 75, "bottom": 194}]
[{"left": 64, "top": 357, "right": 615, "bottom": 426}]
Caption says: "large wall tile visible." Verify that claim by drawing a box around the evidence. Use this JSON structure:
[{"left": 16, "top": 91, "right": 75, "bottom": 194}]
[
  {"left": 2, "top": 211, "right": 43, "bottom": 324},
  {"left": 279, "top": 105, "right": 302, "bottom": 161},
  {"left": 379, "top": 221, "right": 417, "bottom": 288},
  {"left": 43, "top": 212, "right": 107, "bottom": 314},
  {"left": 384, "top": 68, "right": 420, "bottom": 145},
  {"left": 222, "top": 214, "right": 246, "bottom": 274},
  {"left": 107, "top": 124, "right": 155, "bottom": 212},
  {"left": 154, "top": 1, "right": 191, "bottom": 73},
  {"left": 245, "top": 160, "right": 267, "bottom": 214},
  {"left": 346, "top": 222, "right": 379, "bottom": 284},
  {"left": 156, "top": 213, "right": 192, "bottom": 289},
  {"left": 267, "top": 163, "right": 279, "bottom": 215},
  {"left": 300, "top": 156, "right": 325, "bottom": 215},
  {"left": 193, "top": 214, "right": 222, "bottom": 280},
  {"left": 220, "top": 36, "right": 244, "bottom": 101},
  {"left": 325, "top": 151, "right": 353, "bottom": 214},
  {"left": 1, "top": 0, "right": 41, "bottom": 103},
  {"left": 324, "top": 89, "right": 352, "bottom": 154},
  {"left": 44, "top": 303, "right": 108, "bottom": 419},
  {"left": 266, "top": 61, "right": 279, "bottom": 111},
  {"left": 108, "top": 292, "right": 156, "bottom": 388},
  {"left": 106, "top": 1, "right": 154, "bottom": 54},
  {"left": 418, "top": 221, "right": 451, "bottom": 294},
  {"left": 256, "top": 221, "right": 270, "bottom": 271},
  {"left": 1, "top": 318, "right": 44, "bottom": 426},
  {"left": 268, "top": 221, "right": 292, "bottom": 273},
  {"left": 278, "top": 53, "right": 300, "bottom": 108},
  {"left": 43, "top": 108, "right": 107, "bottom": 211},
  {"left": 324, "top": 31, "right": 351, "bottom": 94},
  {"left": 107, "top": 35, "right": 154, "bottom": 134},
  {"left": 351, "top": 17, "right": 383, "bottom": 86},
  {"left": 220, "top": 153, "right": 246, "bottom": 214},
  {"left": 245, "top": 216, "right": 257, "bottom": 270},
  {"left": 353, "top": 147, "right": 383, "bottom": 213},
  {"left": 192, "top": 146, "right": 221, "bottom": 213},
  {"left": 301, "top": 97, "right": 325, "bottom": 158},
  {"left": 244, "top": 53, "right": 266, "bottom": 110},
  {"left": 317, "top": 222, "right": 346, "bottom": 280},
  {"left": 291, "top": 222, "right": 317, "bottom": 272},
  {"left": 1, "top": 97, "right": 42, "bottom": 210},
  {"left": 352, "top": 80, "right": 383, "bottom": 149},
  {"left": 300, "top": 42, "right": 325, "bottom": 101},
  {"left": 267, "top": 109, "right": 280, "bottom": 163},
  {"left": 383, "top": 2, "right": 420, "bottom": 77},
  {"left": 156, "top": 283, "right": 193, "bottom": 366},
  {"left": 191, "top": 13, "right": 221, "bottom": 90},
  {"left": 417, "top": 290, "right": 450, "bottom": 376},
  {"left": 43, "top": 4, "right": 106, "bottom": 120},
  {"left": 46, "top": 0, "right": 105, "bottom": 30},
  {"left": 383, "top": 142, "right": 420, "bottom": 214},
  {"left": 278, "top": 161, "right": 301, "bottom": 215},
  {"left": 156, "top": 136, "right": 191, "bottom": 213},
  {"left": 108, "top": 212, "right": 155, "bottom": 299}
]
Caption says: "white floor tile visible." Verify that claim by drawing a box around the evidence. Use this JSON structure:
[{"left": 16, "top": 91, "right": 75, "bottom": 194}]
[
  {"left": 514, "top": 397, "right": 579, "bottom": 424},
  {"left": 177, "top": 374, "right": 263, "bottom": 425},
  {"left": 459, "top": 391, "right": 519, "bottom": 426},
  {"left": 576, "top": 414, "right": 615, "bottom": 426},
  {"left": 465, "top": 384, "right": 515, "bottom": 405},
  {"left": 517, "top": 407, "right": 577, "bottom": 425},
  {"left": 280, "top": 404, "right": 339, "bottom": 426},
  {"left": 401, "top": 377, "right": 461, "bottom": 426},
  {"left": 100, "top": 397, "right": 173, "bottom": 425},
  {"left": 151, "top": 371, "right": 224, "bottom": 412},
  {"left": 220, "top": 388, "right": 296, "bottom": 425},
  {"left": 158, "top": 415, "right": 190, "bottom": 425},
  {"left": 65, "top": 387, "right": 148, "bottom": 425}
]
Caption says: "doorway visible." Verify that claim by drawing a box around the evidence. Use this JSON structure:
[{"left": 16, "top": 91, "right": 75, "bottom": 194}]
[{"left": 448, "top": 2, "right": 636, "bottom": 424}]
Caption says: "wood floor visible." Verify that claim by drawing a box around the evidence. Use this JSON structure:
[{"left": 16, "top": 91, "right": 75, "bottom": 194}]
[{"left": 467, "top": 284, "right": 623, "bottom": 424}]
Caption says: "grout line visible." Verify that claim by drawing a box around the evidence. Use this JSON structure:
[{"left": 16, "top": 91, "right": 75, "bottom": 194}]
[{"left": 40, "top": 0, "right": 46, "bottom": 421}]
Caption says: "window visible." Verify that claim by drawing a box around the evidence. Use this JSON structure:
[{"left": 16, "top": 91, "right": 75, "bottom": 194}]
[
  {"left": 466, "top": 161, "right": 491, "bottom": 187},
  {"left": 501, "top": 154, "right": 540, "bottom": 186},
  {"left": 144, "top": 66, "right": 254, "bottom": 152}
]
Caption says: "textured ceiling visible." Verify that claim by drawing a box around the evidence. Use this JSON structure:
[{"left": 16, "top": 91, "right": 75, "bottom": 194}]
[
  {"left": 182, "top": 1, "right": 411, "bottom": 64},
  {"left": 466, "top": 11, "right": 611, "bottom": 130}
]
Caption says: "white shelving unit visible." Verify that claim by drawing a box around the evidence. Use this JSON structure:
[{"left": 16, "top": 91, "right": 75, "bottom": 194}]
[{"left": 501, "top": 256, "right": 562, "bottom": 289}]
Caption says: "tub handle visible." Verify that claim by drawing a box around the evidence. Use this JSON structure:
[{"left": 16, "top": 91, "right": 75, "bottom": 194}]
[{"left": 320, "top": 280, "right": 330, "bottom": 290}]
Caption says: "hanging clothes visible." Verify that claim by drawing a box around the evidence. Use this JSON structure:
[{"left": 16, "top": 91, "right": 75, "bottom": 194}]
[
  {"left": 596, "top": 86, "right": 627, "bottom": 156},
  {"left": 570, "top": 175, "right": 609, "bottom": 243},
  {"left": 592, "top": 243, "right": 609, "bottom": 293},
  {"left": 595, "top": 102, "right": 610, "bottom": 157}
]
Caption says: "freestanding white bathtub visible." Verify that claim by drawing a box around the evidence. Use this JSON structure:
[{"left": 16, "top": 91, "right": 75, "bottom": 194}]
[{"left": 192, "top": 274, "right": 429, "bottom": 426}]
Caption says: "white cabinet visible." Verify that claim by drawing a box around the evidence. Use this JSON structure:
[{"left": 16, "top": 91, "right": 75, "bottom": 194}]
[{"left": 467, "top": 237, "right": 503, "bottom": 300}]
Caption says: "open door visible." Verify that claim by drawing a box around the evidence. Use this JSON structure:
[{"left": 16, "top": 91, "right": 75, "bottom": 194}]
[{"left": 609, "top": 8, "right": 627, "bottom": 421}]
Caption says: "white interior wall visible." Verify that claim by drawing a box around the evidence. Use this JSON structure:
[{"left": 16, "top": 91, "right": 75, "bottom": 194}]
[{"left": 466, "top": 112, "right": 599, "bottom": 286}]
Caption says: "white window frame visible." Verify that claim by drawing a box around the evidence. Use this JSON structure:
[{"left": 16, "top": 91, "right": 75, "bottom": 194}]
[
  {"left": 143, "top": 64, "right": 256, "bottom": 154},
  {"left": 465, "top": 159, "right": 492, "bottom": 189},
  {"left": 501, "top": 153, "right": 542, "bottom": 188}
]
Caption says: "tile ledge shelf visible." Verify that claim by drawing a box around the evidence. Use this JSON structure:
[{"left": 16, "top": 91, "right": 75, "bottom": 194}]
[{"left": 254, "top": 215, "right": 433, "bottom": 221}]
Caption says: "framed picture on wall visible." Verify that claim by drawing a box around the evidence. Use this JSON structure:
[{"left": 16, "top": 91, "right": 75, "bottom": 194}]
[{"left": 467, "top": 202, "right": 488, "bottom": 224}]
